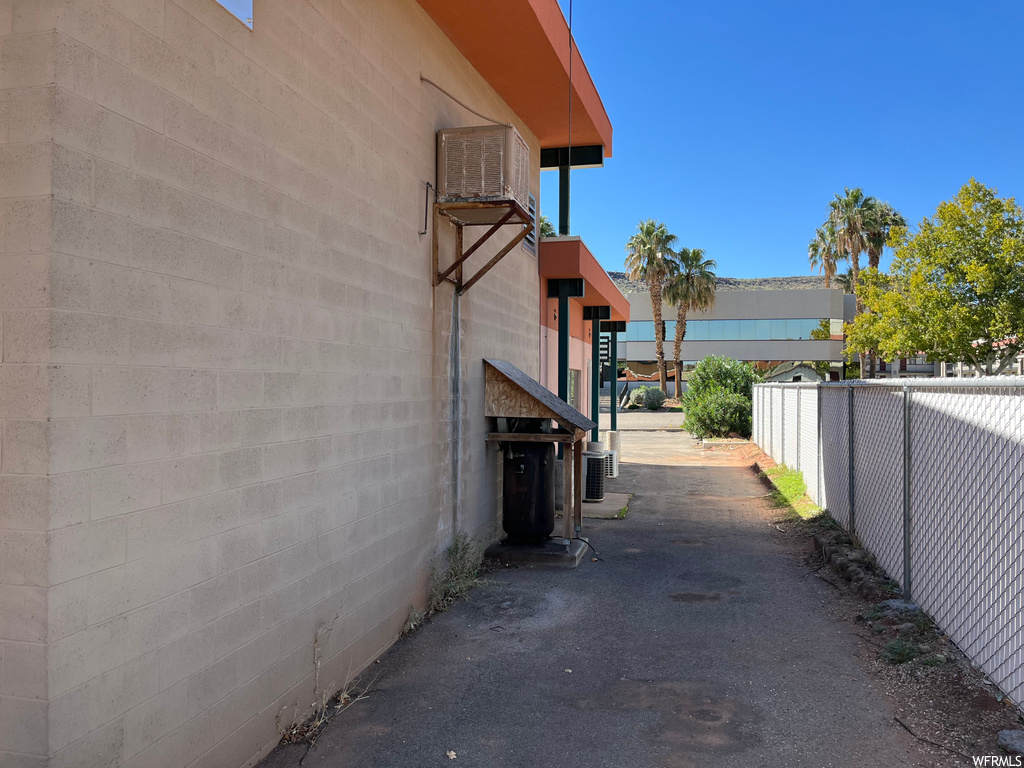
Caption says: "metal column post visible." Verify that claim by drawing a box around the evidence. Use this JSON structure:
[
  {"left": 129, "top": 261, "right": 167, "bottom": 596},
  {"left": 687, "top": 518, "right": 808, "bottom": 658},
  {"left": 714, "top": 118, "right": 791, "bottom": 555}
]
[
  {"left": 591, "top": 320, "right": 600, "bottom": 441},
  {"left": 558, "top": 290, "right": 569, "bottom": 405},
  {"left": 610, "top": 329, "right": 618, "bottom": 432},
  {"left": 558, "top": 165, "right": 570, "bottom": 236}
]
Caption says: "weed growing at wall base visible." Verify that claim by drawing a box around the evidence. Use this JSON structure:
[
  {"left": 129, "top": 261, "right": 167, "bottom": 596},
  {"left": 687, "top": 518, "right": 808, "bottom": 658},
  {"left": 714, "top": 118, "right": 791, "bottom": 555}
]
[
  {"left": 404, "top": 531, "right": 484, "bottom": 635},
  {"left": 428, "top": 531, "right": 484, "bottom": 614}
]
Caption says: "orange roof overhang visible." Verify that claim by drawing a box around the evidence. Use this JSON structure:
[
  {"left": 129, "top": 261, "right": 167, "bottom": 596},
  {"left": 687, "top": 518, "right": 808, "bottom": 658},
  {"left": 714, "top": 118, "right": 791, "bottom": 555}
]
[
  {"left": 539, "top": 238, "right": 630, "bottom": 322},
  {"left": 416, "top": 0, "right": 613, "bottom": 157}
]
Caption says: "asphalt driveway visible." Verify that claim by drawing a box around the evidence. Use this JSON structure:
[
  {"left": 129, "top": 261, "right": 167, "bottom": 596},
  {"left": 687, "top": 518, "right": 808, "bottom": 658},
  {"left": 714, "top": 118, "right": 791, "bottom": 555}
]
[{"left": 261, "top": 431, "right": 929, "bottom": 768}]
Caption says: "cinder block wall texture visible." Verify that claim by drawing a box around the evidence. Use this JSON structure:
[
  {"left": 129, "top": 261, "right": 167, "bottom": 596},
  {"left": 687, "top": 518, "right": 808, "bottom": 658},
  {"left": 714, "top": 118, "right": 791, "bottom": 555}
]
[{"left": 0, "top": 1, "right": 541, "bottom": 765}]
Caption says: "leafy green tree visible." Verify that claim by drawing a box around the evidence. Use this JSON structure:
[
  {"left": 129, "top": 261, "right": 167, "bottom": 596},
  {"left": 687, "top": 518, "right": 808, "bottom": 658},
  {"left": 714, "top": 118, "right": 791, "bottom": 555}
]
[
  {"left": 809, "top": 319, "right": 833, "bottom": 379},
  {"left": 625, "top": 219, "right": 678, "bottom": 393},
  {"left": 862, "top": 200, "right": 906, "bottom": 377},
  {"left": 846, "top": 180, "right": 1024, "bottom": 375},
  {"left": 664, "top": 248, "right": 717, "bottom": 392}
]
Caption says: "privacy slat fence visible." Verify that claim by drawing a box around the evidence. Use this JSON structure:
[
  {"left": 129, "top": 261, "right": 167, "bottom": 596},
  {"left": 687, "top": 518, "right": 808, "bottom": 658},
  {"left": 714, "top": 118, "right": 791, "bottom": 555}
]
[{"left": 753, "top": 380, "right": 1024, "bottom": 711}]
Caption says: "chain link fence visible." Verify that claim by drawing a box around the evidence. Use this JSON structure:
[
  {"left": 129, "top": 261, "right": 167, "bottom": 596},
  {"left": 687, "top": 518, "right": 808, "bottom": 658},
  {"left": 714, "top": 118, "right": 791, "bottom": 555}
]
[{"left": 754, "top": 379, "right": 1024, "bottom": 712}]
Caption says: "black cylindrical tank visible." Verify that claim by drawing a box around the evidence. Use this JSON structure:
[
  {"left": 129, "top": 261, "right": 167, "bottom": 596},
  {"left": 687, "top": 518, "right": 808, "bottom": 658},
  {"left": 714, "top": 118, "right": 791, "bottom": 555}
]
[{"left": 502, "top": 442, "right": 555, "bottom": 543}]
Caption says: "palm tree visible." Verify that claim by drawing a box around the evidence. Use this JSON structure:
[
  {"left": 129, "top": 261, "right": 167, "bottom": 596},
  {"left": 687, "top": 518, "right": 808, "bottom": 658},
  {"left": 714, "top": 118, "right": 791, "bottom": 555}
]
[
  {"left": 807, "top": 221, "right": 846, "bottom": 288},
  {"left": 829, "top": 188, "right": 875, "bottom": 376},
  {"left": 664, "top": 248, "right": 717, "bottom": 391},
  {"left": 539, "top": 215, "right": 556, "bottom": 238},
  {"left": 835, "top": 267, "right": 854, "bottom": 293},
  {"left": 863, "top": 200, "right": 905, "bottom": 270},
  {"left": 861, "top": 200, "right": 905, "bottom": 377},
  {"left": 625, "top": 219, "right": 678, "bottom": 393}
]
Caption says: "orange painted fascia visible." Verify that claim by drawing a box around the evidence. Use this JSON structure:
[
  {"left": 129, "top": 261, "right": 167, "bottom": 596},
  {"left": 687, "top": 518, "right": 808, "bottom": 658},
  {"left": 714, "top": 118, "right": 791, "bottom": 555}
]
[
  {"left": 416, "top": 0, "right": 613, "bottom": 156},
  {"left": 539, "top": 238, "right": 630, "bottom": 323}
]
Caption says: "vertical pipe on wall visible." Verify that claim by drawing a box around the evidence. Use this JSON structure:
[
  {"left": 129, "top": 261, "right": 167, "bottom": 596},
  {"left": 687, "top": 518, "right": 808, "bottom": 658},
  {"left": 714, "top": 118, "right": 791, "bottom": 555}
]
[{"left": 450, "top": 291, "right": 462, "bottom": 529}]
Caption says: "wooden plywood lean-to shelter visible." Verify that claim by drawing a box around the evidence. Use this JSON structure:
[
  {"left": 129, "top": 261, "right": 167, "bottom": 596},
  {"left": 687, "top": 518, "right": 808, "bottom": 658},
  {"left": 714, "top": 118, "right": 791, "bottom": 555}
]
[{"left": 484, "top": 359, "right": 596, "bottom": 549}]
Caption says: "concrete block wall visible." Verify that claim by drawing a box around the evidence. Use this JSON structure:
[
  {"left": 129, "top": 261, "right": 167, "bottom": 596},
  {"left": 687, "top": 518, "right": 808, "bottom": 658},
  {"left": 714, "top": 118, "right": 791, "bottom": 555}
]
[
  {"left": 1, "top": 4, "right": 58, "bottom": 765},
  {"left": 0, "top": 1, "right": 543, "bottom": 766}
]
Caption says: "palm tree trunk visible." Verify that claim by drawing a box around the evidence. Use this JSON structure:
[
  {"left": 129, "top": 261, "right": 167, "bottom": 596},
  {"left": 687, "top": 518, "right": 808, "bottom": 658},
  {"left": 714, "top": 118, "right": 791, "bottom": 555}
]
[
  {"left": 673, "top": 304, "right": 686, "bottom": 398},
  {"left": 674, "top": 310, "right": 687, "bottom": 398},
  {"left": 650, "top": 272, "right": 667, "bottom": 394},
  {"left": 866, "top": 246, "right": 881, "bottom": 378},
  {"left": 850, "top": 251, "right": 865, "bottom": 377},
  {"left": 868, "top": 248, "right": 881, "bottom": 271}
]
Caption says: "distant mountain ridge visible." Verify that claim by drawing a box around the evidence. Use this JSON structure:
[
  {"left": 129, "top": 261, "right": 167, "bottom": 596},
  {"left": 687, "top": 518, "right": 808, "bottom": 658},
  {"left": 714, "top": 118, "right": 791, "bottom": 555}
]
[{"left": 607, "top": 271, "right": 829, "bottom": 293}]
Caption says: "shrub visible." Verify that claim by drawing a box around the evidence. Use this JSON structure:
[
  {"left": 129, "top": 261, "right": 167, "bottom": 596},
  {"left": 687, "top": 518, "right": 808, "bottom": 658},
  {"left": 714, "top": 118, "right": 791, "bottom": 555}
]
[
  {"left": 628, "top": 386, "right": 648, "bottom": 407},
  {"left": 645, "top": 388, "right": 666, "bottom": 410},
  {"left": 682, "top": 357, "right": 758, "bottom": 438},
  {"left": 685, "top": 355, "right": 759, "bottom": 401},
  {"left": 629, "top": 386, "right": 666, "bottom": 410},
  {"left": 683, "top": 388, "right": 751, "bottom": 438}
]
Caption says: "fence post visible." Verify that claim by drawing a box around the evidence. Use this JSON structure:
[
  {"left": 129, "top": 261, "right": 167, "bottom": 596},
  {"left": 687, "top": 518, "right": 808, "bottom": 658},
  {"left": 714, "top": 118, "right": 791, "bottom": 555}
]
[
  {"left": 902, "top": 385, "right": 912, "bottom": 599},
  {"left": 795, "top": 385, "right": 801, "bottom": 471},
  {"left": 780, "top": 384, "right": 786, "bottom": 465},
  {"left": 847, "top": 385, "right": 855, "bottom": 537},
  {"left": 816, "top": 383, "right": 823, "bottom": 508}
]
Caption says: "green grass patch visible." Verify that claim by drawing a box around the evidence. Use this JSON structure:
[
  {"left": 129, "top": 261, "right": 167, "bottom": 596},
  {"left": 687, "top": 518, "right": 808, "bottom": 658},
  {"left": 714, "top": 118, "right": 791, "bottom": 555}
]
[
  {"left": 666, "top": 406, "right": 683, "bottom": 412},
  {"left": 761, "top": 464, "right": 821, "bottom": 520},
  {"left": 614, "top": 494, "right": 634, "bottom": 519}
]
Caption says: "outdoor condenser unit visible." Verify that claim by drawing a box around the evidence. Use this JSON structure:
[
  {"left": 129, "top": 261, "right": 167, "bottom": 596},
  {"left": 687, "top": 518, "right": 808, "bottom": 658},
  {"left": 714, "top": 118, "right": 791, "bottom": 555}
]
[{"left": 436, "top": 124, "right": 530, "bottom": 209}]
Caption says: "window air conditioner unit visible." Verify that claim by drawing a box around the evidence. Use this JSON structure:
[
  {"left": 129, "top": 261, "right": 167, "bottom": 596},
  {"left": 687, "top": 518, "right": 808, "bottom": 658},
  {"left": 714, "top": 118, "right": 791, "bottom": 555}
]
[{"left": 437, "top": 125, "right": 530, "bottom": 209}]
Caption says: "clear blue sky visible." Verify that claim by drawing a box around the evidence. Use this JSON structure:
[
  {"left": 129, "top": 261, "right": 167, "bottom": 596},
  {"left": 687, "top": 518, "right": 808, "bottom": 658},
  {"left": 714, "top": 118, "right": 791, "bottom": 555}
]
[
  {"left": 542, "top": 0, "right": 1024, "bottom": 277},
  {"left": 217, "top": 1, "right": 1023, "bottom": 278}
]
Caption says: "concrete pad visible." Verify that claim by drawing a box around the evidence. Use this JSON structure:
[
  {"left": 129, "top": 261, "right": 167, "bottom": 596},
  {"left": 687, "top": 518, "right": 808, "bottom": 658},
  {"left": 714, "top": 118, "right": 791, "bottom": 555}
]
[
  {"left": 484, "top": 537, "right": 588, "bottom": 569},
  {"left": 580, "top": 491, "right": 631, "bottom": 519}
]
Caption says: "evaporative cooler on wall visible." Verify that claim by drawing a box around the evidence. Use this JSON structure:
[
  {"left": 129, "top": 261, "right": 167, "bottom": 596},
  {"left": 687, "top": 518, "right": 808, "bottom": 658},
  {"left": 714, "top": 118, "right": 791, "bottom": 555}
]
[
  {"left": 430, "top": 125, "right": 535, "bottom": 293},
  {"left": 436, "top": 124, "right": 530, "bottom": 208}
]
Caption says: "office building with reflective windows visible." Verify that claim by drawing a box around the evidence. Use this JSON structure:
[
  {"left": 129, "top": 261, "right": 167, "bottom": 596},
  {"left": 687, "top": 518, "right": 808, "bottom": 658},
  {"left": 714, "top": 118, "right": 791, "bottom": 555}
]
[{"left": 614, "top": 287, "right": 856, "bottom": 380}]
